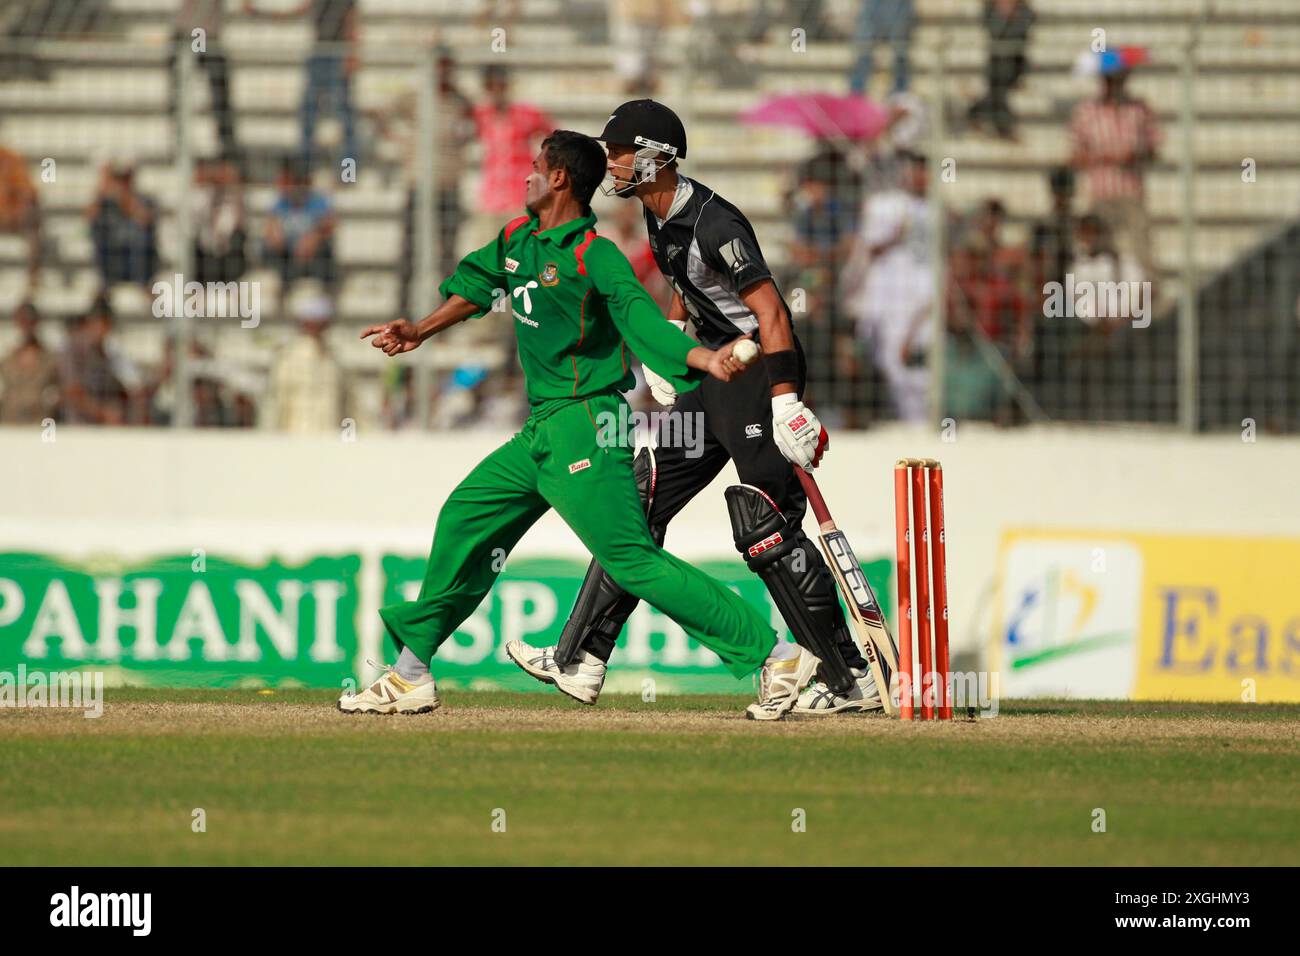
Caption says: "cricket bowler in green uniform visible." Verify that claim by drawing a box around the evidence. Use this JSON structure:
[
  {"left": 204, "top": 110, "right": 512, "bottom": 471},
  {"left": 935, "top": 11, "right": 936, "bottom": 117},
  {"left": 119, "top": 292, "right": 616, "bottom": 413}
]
[{"left": 339, "top": 131, "right": 782, "bottom": 715}]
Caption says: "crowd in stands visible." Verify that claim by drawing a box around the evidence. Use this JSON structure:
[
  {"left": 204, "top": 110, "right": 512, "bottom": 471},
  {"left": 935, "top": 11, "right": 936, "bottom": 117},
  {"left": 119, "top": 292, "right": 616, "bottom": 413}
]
[
  {"left": 0, "top": 0, "right": 1183, "bottom": 433},
  {"left": 782, "top": 7, "right": 1165, "bottom": 428},
  {"left": 0, "top": 0, "right": 563, "bottom": 433}
]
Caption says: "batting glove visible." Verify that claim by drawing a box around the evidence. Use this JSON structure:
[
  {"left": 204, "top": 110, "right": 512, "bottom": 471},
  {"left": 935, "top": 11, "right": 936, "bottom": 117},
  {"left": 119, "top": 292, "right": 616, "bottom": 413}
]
[
  {"left": 642, "top": 319, "right": 685, "bottom": 406},
  {"left": 642, "top": 363, "right": 678, "bottom": 406},
  {"left": 772, "top": 393, "right": 829, "bottom": 472}
]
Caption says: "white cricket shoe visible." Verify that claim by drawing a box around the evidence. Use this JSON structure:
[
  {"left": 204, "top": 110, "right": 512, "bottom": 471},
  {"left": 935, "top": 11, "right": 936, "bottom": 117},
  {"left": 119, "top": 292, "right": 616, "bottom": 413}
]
[
  {"left": 746, "top": 646, "right": 820, "bottom": 721},
  {"left": 505, "top": 640, "right": 606, "bottom": 705},
  {"left": 337, "top": 662, "right": 440, "bottom": 715},
  {"left": 792, "top": 667, "right": 882, "bottom": 715}
]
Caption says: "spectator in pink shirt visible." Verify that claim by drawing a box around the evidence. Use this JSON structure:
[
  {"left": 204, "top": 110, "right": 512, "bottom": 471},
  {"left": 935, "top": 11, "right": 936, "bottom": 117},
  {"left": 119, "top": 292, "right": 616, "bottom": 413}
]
[
  {"left": 472, "top": 64, "right": 553, "bottom": 215},
  {"left": 1069, "top": 67, "right": 1161, "bottom": 282}
]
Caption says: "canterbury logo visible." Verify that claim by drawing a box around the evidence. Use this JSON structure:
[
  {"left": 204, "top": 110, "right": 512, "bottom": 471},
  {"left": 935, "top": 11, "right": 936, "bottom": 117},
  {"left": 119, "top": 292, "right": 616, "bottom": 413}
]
[
  {"left": 748, "top": 532, "right": 783, "bottom": 556},
  {"left": 744, "top": 423, "right": 762, "bottom": 438}
]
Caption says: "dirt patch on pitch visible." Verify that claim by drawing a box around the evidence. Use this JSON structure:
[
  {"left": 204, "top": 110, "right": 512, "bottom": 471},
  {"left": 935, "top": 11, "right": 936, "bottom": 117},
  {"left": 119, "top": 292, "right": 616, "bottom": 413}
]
[
  {"left": 1, "top": 701, "right": 1297, "bottom": 750},
  {"left": 0, "top": 701, "right": 833, "bottom": 738}
]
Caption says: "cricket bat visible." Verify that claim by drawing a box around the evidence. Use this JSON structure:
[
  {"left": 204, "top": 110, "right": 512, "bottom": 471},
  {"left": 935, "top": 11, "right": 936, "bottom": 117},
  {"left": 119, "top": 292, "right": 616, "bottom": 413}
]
[{"left": 795, "top": 468, "right": 900, "bottom": 716}]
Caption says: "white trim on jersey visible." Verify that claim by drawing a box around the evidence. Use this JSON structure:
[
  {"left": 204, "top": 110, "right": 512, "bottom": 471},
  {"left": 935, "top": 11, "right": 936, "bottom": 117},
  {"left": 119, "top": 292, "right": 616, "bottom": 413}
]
[
  {"left": 653, "top": 177, "right": 695, "bottom": 229},
  {"left": 686, "top": 236, "right": 760, "bottom": 334},
  {"left": 683, "top": 186, "right": 760, "bottom": 333}
]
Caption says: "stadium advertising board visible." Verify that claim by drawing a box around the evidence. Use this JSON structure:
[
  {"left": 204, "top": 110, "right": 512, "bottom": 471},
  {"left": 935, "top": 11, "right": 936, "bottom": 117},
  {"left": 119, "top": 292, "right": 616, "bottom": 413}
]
[
  {"left": 0, "top": 552, "right": 360, "bottom": 688},
  {"left": 995, "top": 530, "right": 1300, "bottom": 702},
  {"left": 0, "top": 551, "right": 894, "bottom": 692}
]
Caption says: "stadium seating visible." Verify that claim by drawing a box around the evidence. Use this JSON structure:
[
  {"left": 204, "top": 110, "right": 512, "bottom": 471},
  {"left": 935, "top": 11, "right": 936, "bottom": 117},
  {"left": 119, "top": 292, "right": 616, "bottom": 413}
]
[{"left": 1, "top": 0, "right": 1297, "bottom": 420}]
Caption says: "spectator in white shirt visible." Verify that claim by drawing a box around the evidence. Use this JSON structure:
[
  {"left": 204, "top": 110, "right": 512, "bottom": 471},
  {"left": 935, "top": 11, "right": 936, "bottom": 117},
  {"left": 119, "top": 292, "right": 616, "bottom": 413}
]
[
  {"left": 851, "top": 150, "right": 934, "bottom": 421},
  {"left": 266, "top": 292, "right": 346, "bottom": 432},
  {"left": 1069, "top": 213, "right": 1145, "bottom": 329}
]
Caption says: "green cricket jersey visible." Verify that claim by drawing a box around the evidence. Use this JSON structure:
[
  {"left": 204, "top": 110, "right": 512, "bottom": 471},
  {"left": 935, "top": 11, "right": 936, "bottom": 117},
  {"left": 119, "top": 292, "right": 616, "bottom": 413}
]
[{"left": 439, "top": 209, "right": 704, "bottom": 411}]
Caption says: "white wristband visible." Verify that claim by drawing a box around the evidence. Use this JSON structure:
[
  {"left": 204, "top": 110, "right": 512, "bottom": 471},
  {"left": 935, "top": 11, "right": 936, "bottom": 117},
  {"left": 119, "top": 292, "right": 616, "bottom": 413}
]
[{"left": 771, "top": 393, "right": 799, "bottom": 416}]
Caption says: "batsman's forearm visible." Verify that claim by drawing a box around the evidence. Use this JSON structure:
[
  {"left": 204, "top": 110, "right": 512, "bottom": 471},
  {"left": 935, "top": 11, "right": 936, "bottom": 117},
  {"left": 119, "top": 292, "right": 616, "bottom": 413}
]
[
  {"left": 740, "top": 279, "right": 797, "bottom": 396},
  {"left": 757, "top": 311, "right": 796, "bottom": 397},
  {"left": 416, "top": 295, "right": 480, "bottom": 341},
  {"left": 755, "top": 306, "right": 793, "bottom": 356}
]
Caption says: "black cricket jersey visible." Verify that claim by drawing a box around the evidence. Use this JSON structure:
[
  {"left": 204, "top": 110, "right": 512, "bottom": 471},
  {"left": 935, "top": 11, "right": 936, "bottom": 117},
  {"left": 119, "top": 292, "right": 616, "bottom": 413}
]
[{"left": 643, "top": 176, "right": 793, "bottom": 350}]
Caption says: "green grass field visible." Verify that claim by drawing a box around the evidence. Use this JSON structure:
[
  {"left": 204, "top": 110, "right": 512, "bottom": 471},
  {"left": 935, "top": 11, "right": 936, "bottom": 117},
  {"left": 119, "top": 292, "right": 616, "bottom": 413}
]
[{"left": 2, "top": 690, "right": 1297, "bottom": 866}]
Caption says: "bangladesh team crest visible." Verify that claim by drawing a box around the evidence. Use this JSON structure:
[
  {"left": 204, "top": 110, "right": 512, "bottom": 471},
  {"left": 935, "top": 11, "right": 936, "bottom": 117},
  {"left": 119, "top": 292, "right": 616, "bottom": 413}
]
[{"left": 539, "top": 262, "right": 560, "bottom": 286}]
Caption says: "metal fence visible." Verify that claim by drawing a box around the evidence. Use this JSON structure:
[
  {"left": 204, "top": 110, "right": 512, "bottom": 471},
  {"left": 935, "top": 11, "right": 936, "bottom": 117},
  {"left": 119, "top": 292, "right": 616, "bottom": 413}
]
[{"left": 0, "top": 0, "right": 1297, "bottom": 434}]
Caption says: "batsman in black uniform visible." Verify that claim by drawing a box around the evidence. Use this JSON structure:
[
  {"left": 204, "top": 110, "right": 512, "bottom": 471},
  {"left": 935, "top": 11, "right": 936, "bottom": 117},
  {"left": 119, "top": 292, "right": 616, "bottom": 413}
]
[{"left": 506, "top": 100, "right": 879, "bottom": 719}]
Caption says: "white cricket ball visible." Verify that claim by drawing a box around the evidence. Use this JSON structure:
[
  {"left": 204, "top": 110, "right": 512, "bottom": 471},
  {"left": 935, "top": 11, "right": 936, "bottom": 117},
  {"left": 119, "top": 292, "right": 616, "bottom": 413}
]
[{"left": 733, "top": 339, "right": 759, "bottom": 366}]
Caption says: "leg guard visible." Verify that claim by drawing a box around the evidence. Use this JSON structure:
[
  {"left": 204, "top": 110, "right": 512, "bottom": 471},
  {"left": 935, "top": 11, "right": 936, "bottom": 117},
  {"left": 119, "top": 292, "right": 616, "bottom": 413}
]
[
  {"left": 725, "top": 484, "right": 857, "bottom": 695},
  {"left": 554, "top": 445, "right": 661, "bottom": 667}
]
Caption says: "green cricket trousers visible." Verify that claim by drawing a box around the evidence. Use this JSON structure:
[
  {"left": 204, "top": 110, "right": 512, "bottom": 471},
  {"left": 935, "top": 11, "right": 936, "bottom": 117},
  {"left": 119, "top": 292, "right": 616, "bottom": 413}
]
[{"left": 380, "top": 391, "right": 776, "bottom": 678}]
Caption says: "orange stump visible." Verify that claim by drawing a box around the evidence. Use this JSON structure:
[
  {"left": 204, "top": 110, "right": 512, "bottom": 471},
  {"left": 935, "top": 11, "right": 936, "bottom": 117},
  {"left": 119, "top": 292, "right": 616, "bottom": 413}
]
[
  {"left": 910, "top": 463, "right": 934, "bottom": 719},
  {"left": 895, "top": 458, "right": 952, "bottom": 720},
  {"left": 893, "top": 461, "right": 914, "bottom": 720},
  {"left": 927, "top": 462, "right": 951, "bottom": 719}
]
